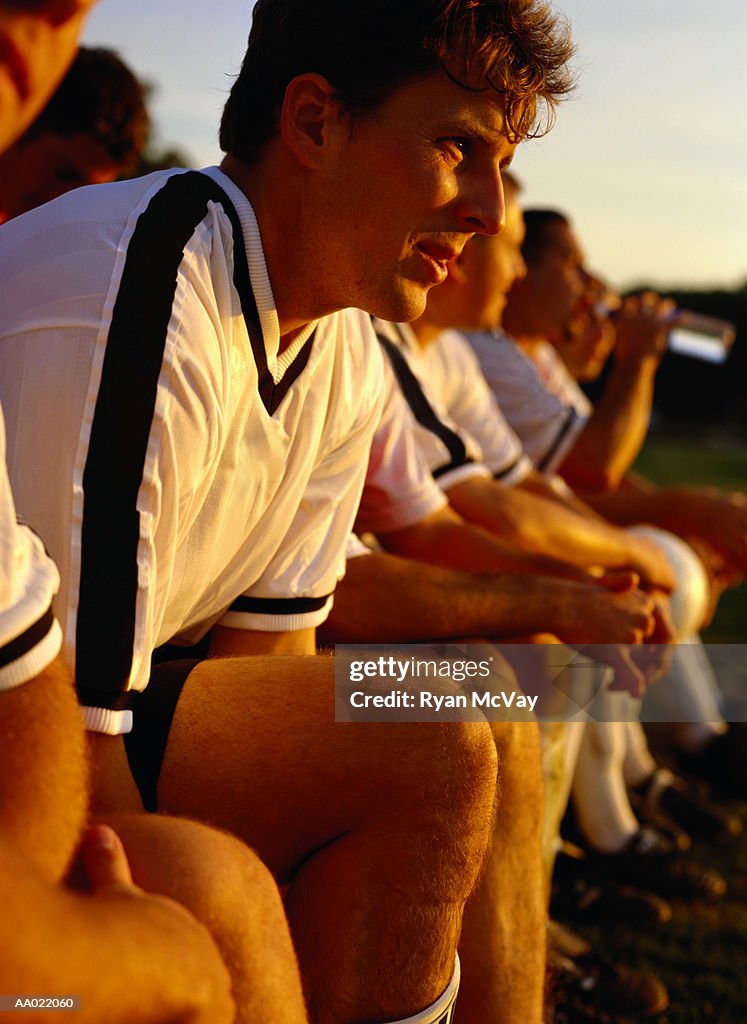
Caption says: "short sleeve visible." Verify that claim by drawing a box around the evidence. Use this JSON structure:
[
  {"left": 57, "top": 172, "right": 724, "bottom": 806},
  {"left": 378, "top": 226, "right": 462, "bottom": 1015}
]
[
  {"left": 356, "top": 359, "right": 448, "bottom": 535},
  {"left": 0, "top": 414, "right": 62, "bottom": 692},
  {"left": 467, "top": 330, "right": 589, "bottom": 475},
  {"left": 428, "top": 330, "right": 532, "bottom": 486}
]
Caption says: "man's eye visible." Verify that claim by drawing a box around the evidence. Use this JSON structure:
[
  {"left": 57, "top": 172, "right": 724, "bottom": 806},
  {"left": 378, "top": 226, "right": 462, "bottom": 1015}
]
[{"left": 439, "top": 138, "right": 470, "bottom": 162}]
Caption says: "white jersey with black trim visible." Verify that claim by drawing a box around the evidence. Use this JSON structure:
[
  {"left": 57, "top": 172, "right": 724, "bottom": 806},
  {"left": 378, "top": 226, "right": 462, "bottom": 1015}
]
[
  {"left": 524, "top": 339, "right": 593, "bottom": 417},
  {"left": 0, "top": 166, "right": 385, "bottom": 734},
  {"left": 0, "top": 411, "right": 62, "bottom": 692},
  {"left": 409, "top": 327, "right": 532, "bottom": 485},
  {"left": 466, "top": 329, "right": 589, "bottom": 475},
  {"left": 371, "top": 319, "right": 494, "bottom": 491},
  {"left": 355, "top": 351, "right": 448, "bottom": 536}
]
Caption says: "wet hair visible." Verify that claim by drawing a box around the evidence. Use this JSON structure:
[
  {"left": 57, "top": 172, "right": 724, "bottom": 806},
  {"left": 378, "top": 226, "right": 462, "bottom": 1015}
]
[
  {"left": 23, "top": 46, "right": 148, "bottom": 170},
  {"left": 521, "top": 207, "right": 569, "bottom": 263},
  {"left": 220, "top": 0, "right": 575, "bottom": 166}
]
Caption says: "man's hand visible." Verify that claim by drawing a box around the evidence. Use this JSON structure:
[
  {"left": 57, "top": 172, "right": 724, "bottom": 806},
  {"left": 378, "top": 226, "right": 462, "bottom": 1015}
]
[
  {"left": 612, "top": 292, "right": 675, "bottom": 367},
  {"left": 624, "top": 533, "right": 678, "bottom": 593},
  {"left": 557, "top": 571, "right": 656, "bottom": 646},
  {"left": 676, "top": 488, "right": 747, "bottom": 577}
]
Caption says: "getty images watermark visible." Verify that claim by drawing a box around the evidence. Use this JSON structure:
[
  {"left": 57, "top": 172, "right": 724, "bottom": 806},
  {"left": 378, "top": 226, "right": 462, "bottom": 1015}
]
[{"left": 334, "top": 644, "right": 747, "bottom": 723}]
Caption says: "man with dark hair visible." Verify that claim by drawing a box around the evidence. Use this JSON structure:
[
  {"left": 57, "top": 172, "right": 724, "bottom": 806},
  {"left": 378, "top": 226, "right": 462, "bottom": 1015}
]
[
  {"left": 0, "top": 46, "right": 148, "bottom": 222},
  {"left": 0, "top": 2, "right": 575, "bottom": 1020}
]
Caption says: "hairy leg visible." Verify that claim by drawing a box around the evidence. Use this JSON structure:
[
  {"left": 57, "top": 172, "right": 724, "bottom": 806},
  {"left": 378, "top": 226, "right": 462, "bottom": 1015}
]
[
  {"left": 150, "top": 656, "right": 498, "bottom": 1024},
  {"left": 457, "top": 716, "right": 545, "bottom": 1024}
]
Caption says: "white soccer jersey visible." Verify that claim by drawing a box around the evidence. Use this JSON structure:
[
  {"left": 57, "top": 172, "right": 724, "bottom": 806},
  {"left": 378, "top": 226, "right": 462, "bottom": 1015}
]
[
  {"left": 525, "top": 340, "right": 593, "bottom": 418},
  {"left": 0, "top": 412, "right": 62, "bottom": 692},
  {"left": 467, "top": 329, "right": 589, "bottom": 475},
  {"left": 356, "top": 352, "right": 448, "bottom": 536},
  {"left": 412, "top": 327, "right": 532, "bottom": 485},
  {"left": 0, "top": 167, "right": 385, "bottom": 734},
  {"left": 371, "top": 319, "right": 493, "bottom": 491}
]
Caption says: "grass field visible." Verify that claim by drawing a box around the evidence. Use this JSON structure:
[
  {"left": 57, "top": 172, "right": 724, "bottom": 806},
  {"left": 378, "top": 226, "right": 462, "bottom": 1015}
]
[{"left": 585, "top": 433, "right": 747, "bottom": 1023}]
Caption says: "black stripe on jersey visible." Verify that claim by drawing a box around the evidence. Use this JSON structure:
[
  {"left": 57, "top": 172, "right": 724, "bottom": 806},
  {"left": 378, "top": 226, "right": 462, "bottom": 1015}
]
[
  {"left": 0, "top": 603, "right": 55, "bottom": 670},
  {"left": 75, "top": 173, "right": 247, "bottom": 710},
  {"left": 229, "top": 594, "right": 332, "bottom": 616},
  {"left": 536, "top": 407, "right": 580, "bottom": 473},
  {"left": 77, "top": 171, "right": 319, "bottom": 710},
  {"left": 493, "top": 456, "right": 522, "bottom": 481},
  {"left": 433, "top": 458, "right": 475, "bottom": 480},
  {"left": 375, "top": 330, "right": 473, "bottom": 479}
]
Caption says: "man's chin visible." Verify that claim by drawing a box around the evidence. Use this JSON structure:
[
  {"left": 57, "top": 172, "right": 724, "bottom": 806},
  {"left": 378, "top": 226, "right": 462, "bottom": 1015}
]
[{"left": 371, "top": 284, "right": 430, "bottom": 326}]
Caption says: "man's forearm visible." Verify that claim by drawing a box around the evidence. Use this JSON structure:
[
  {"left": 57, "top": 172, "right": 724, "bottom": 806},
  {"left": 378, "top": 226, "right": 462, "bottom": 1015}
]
[
  {"left": 559, "top": 358, "right": 658, "bottom": 492},
  {"left": 321, "top": 552, "right": 645, "bottom": 645},
  {"left": 444, "top": 476, "right": 664, "bottom": 583}
]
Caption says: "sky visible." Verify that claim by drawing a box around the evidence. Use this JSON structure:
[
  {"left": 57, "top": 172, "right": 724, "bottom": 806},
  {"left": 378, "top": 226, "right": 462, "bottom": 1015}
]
[{"left": 82, "top": 0, "right": 747, "bottom": 292}]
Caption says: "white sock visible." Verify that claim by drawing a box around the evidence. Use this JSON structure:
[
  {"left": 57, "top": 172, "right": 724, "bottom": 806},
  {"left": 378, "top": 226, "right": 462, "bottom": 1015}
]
[
  {"left": 540, "top": 720, "right": 586, "bottom": 878},
  {"left": 572, "top": 702, "right": 639, "bottom": 854},
  {"left": 622, "top": 719, "right": 659, "bottom": 788}
]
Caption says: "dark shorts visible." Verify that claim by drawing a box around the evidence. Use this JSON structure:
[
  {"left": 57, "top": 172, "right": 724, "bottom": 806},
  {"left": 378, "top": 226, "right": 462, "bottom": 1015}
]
[{"left": 123, "top": 638, "right": 210, "bottom": 812}]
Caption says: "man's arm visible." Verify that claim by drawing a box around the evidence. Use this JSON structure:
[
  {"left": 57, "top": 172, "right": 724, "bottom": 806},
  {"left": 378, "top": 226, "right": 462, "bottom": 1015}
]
[
  {"left": 586, "top": 472, "right": 747, "bottom": 577},
  {"left": 0, "top": 825, "right": 234, "bottom": 1024},
  {"left": 321, "top": 548, "right": 657, "bottom": 647},
  {"left": 442, "top": 476, "right": 676, "bottom": 591},
  {"left": 558, "top": 295, "right": 673, "bottom": 491}
]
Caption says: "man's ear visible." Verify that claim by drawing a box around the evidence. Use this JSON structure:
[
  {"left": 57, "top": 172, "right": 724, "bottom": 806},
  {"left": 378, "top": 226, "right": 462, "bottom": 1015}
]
[{"left": 279, "top": 73, "right": 345, "bottom": 170}]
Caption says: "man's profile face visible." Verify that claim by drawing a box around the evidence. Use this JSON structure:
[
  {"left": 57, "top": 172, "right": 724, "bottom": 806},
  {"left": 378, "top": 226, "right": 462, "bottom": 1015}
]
[
  {"left": 507, "top": 219, "right": 587, "bottom": 340},
  {"left": 314, "top": 71, "right": 518, "bottom": 324},
  {"left": 526, "top": 220, "right": 588, "bottom": 335}
]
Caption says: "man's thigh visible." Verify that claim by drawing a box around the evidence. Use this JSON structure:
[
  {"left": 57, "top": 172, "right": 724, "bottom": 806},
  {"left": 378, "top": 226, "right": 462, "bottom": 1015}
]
[{"left": 156, "top": 654, "right": 486, "bottom": 881}]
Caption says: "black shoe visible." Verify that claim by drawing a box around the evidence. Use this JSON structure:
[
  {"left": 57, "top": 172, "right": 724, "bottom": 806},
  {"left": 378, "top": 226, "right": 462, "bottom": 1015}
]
[
  {"left": 549, "top": 947, "right": 669, "bottom": 1022},
  {"left": 584, "top": 827, "right": 727, "bottom": 901},
  {"left": 674, "top": 727, "right": 747, "bottom": 801},
  {"left": 553, "top": 846, "right": 672, "bottom": 926},
  {"left": 631, "top": 767, "right": 742, "bottom": 842}
]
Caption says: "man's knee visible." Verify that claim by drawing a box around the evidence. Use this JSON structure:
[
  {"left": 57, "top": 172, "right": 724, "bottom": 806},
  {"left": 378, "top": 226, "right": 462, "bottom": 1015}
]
[{"left": 386, "top": 720, "right": 498, "bottom": 896}]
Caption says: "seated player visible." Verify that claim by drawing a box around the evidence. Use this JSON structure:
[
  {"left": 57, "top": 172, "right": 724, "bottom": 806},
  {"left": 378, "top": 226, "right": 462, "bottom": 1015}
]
[
  {"left": 0, "top": 2, "right": 577, "bottom": 1021},
  {"left": 0, "top": 46, "right": 148, "bottom": 223},
  {"left": 501, "top": 207, "right": 747, "bottom": 806},
  {"left": 0, "top": 5, "right": 310, "bottom": 1021}
]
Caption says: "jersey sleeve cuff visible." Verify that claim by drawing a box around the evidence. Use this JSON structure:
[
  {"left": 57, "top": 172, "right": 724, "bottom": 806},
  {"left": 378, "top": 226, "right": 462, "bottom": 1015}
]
[
  {"left": 492, "top": 453, "right": 533, "bottom": 487},
  {"left": 435, "top": 461, "right": 491, "bottom": 491},
  {"left": 219, "top": 594, "right": 334, "bottom": 632},
  {"left": 82, "top": 705, "right": 134, "bottom": 735},
  {"left": 0, "top": 617, "right": 62, "bottom": 692}
]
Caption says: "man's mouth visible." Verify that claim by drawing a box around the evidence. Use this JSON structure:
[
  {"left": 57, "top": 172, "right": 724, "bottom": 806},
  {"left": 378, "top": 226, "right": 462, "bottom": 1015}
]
[{"left": 415, "top": 242, "right": 460, "bottom": 284}]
